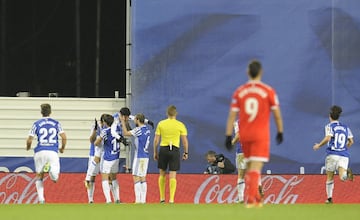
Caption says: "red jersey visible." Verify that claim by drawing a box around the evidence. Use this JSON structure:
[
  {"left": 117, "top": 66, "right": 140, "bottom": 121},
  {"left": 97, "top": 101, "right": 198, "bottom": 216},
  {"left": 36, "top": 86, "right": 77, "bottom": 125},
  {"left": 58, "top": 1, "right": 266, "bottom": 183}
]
[{"left": 231, "top": 80, "right": 279, "bottom": 142}]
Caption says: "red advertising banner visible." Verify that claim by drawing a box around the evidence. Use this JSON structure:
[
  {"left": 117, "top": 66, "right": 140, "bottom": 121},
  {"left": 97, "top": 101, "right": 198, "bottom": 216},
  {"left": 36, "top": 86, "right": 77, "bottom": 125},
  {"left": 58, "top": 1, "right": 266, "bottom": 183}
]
[{"left": 0, "top": 173, "right": 359, "bottom": 204}]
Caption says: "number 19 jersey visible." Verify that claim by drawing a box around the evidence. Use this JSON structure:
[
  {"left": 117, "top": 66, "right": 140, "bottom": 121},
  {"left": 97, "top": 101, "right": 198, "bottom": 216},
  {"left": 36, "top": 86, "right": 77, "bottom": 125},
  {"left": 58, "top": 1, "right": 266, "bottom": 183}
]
[
  {"left": 230, "top": 80, "right": 279, "bottom": 142},
  {"left": 325, "top": 121, "right": 353, "bottom": 158}
]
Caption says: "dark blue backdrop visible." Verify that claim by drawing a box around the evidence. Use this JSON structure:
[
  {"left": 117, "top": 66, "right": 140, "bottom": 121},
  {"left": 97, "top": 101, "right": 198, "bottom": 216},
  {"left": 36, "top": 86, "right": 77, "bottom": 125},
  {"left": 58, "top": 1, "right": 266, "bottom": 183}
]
[{"left": 130, "top": 0, "right": 360, "bottom": 174}]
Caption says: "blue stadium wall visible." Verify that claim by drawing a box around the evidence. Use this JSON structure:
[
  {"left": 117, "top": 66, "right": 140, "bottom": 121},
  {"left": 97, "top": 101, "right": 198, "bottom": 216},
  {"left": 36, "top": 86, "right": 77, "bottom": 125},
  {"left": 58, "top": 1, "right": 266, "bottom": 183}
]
[
  {"left": 3, "top": 1, "right": 358, "bottom": 175},
  {"left": 130, "top": 0, "right": 360, "bottom": 174}
]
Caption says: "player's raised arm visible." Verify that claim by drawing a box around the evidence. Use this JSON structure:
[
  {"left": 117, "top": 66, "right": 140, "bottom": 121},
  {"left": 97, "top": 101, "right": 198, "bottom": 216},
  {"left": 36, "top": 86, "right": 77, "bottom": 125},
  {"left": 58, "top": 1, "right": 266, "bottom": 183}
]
[
  {"left": 94, "top": 136, "right": 103, "bottom": 147},
  {"left": 120, "top": 115, "right": 132, "bottom": 136}
]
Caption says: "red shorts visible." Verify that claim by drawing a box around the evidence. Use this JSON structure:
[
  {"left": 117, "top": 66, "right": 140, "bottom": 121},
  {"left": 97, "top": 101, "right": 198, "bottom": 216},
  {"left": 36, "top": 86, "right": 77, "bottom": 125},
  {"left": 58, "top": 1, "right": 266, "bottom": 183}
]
[{"left": 240, "top": 140, "right": 270, "bottom": 162}]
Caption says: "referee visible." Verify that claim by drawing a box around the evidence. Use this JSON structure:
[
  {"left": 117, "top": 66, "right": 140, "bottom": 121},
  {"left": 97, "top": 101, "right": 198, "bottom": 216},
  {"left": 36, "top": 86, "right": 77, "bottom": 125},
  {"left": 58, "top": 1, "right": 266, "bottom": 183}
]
[{"left": 153, "top": 105, "right": 189, "bottom": 204}]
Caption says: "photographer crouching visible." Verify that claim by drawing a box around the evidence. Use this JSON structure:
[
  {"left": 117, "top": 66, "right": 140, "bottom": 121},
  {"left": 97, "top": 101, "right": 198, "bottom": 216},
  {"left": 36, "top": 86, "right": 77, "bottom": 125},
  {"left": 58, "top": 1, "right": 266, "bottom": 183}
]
[{"left": 204, "top": 150, "right": 235, "bottom": 174}]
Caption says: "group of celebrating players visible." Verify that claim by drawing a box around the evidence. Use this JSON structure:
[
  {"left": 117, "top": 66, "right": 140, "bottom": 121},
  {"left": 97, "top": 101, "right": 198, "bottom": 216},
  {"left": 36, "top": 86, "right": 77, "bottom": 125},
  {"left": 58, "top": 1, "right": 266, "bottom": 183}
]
[
  {"left": 26, "top": 59, "right": 355, "bottom": 206},
  {"left": 83, "top": 107, "right": 152, "bottom": 204}
]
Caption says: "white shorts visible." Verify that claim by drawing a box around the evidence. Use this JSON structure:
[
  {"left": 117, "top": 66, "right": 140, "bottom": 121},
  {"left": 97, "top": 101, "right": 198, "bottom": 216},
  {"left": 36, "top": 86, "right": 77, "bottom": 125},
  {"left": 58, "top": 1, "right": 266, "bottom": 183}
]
[
  {"left": 34, "top": 150, "right": 60, "bottom": 181},
  {"left": 94, "top": 146, "right": 103, "bottom": 158},
  {"left": 132, "top": 158, "right": 149, "bottom": 177},
  {"left": 325, "top": 154, "right": 349, "bottom": 172},
  {"left": 87, "top": 155, "right": 103, "bottom": 176},
  {"left": 101, "top": 159, "right": 119, "bottom": 174},
  {"left": 236, "top": 153, "right": 246, "bottom": 170}
]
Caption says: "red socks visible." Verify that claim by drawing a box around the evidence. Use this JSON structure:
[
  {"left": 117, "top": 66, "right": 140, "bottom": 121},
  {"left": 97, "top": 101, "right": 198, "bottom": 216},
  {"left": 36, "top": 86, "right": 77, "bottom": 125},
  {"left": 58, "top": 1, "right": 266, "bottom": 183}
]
[{"left": 245, "top": 170, "right": 261, "bottom": 204}]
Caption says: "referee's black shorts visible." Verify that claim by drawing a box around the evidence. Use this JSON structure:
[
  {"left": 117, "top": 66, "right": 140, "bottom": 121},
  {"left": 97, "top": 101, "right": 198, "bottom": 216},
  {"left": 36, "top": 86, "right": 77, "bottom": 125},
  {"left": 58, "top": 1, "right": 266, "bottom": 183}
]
[{"left": 158, "top": 146, "right": 180, "bottom": 171}]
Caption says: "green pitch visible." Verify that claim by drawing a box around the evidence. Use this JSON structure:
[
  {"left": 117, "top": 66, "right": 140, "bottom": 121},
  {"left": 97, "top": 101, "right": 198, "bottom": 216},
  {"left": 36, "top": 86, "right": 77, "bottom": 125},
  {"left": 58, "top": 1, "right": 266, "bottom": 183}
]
[{"left": 0, "top": 203, "right": 358, "bottom": 220}]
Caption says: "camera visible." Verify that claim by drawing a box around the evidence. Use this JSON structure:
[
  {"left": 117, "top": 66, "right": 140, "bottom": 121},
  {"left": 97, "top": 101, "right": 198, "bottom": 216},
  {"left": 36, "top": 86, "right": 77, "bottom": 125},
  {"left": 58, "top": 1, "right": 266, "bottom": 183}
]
[
  {"left": 206, "top": 165, "right": 220, "bottom": 174},
  {"left": 215, "top": 154, "right": 224, "bottom": 163}
]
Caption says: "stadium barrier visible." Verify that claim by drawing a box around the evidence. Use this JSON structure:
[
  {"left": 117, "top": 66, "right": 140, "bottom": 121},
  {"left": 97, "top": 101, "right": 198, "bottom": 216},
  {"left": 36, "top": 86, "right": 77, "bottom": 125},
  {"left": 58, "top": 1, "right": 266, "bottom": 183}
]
[{"left": 1, "top": 173, "right": 359, "bottom": 204}]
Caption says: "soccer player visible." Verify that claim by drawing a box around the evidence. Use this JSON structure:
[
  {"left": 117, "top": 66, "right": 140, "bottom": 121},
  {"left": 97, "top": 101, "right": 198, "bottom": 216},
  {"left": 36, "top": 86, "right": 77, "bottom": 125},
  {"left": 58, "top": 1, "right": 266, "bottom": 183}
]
[
  {"left": 94, "top": 114, "right": 121, "bottom": 203},
  {"left": 120, "top": 113, "right": 150, "bottom": 204},
  {"left": 26, "top": 103, "right": 67, "bottom": 204},
  {"left": 111, "top": 107, "right": 154, "bottom": 172},
  {"left": 112, "top": 107, "right": 154, "bottom": 133},
  {"left": 225, "top": 60, "right": 283, "bottom": 207},
  {"left": 153, "top": 105, "right": 189, "bottom": 204},
  {"left": 84, "top": 115, "right": 105, "bottom": 203},
  {"left": 313, "top": 105, "right": 354, "bottom": 204}
]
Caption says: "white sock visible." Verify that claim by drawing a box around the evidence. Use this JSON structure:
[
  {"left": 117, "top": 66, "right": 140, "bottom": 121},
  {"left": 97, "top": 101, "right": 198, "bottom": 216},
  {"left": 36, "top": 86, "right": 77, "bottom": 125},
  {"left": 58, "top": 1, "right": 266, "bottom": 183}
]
[
  {"left": 87, "top": 181, "right": 95, "bottom": 202},
  {"left": 35, "top": 179, "right": 45, "bottom": 202},
  {"left": 86, "top": 161, "right": 97, "bottom": 181},
  {"left": 134, "top": 181, "right": 141, "bottom": 203},
  {"left": 326, "top": 180, "right": 334, "bottom": 198},
  {"left": 49, "top": 171, "right": 58, "bottom": 183},
  {"left": 111, "top": 179, "right": 120, "bottom": 201},
  {"left": 237, "top": 178, "right": 245, "bottom": 202},
  {"left": 141, "top": 181, "right": 147, "bottom": 203},
  {"left": 102, "top": 180, "right": 112, "bottom": 203}
]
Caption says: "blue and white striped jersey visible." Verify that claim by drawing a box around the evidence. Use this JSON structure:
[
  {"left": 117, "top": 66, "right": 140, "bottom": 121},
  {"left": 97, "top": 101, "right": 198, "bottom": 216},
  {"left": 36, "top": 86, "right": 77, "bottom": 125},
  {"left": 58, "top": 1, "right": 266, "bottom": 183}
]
[
  {"left": 325, "top": 121, "right": 353, "bottom": 158},
  {"left": 101, "top": 127, "right": 120, "bottom": 161},
  {"left": 89, "top": 125, "right": 101, "bottom": 156},
  {"left": 130, "top": 125, "right": 150, "bottom": 159},
  {"left": 28, "top": 117, "right": 64, "bottom": 153}
]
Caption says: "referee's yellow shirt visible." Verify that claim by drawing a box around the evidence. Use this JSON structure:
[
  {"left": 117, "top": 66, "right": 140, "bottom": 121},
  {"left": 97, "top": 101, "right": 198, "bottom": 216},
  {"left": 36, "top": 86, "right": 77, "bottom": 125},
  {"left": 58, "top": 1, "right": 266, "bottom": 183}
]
[{"left": 155, "top": 118, "right": 187, "bottom": 148}]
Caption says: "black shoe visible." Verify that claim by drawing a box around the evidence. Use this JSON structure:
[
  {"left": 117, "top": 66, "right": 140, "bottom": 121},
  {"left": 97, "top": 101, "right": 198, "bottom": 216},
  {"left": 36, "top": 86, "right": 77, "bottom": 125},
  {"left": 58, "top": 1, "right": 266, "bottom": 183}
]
[
  {"left": 160, "top": 200, "right": 165, "bottom": 204},
  {"left": 325, "top": 198, "right": 333, "bottom": 204},
  {"left": 347, "top": 168, "right": 354, "bottom": 181}
]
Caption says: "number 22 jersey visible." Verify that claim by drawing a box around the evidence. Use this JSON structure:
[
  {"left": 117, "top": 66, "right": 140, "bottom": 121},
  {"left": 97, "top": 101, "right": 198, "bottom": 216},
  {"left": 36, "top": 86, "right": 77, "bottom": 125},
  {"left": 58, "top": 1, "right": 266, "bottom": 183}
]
[{"left": 28, "top": 117, "right": 64, "bottom": 153}]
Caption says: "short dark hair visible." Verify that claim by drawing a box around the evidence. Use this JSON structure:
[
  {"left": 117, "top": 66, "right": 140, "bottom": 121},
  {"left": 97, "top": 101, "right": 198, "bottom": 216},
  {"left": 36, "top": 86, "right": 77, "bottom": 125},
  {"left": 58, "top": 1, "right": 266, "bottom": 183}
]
[
  {"left": 100, "top": 114, "right": 106, "bottom": 123},
  {"left": 120, "top": 107, "right": 131, "bottom": 116},
  {"left": 41, "top": 103, "right": 51, "bottom": 117},
  {"left": 330, "top": 105, "right": 342, "bottom": 120},
  {"left": 102, "top": 114, "right": 114, "bottom": 126},
  {"left": 248, "top": 59, "right": 262, "bottom": 78},
  {"left": 206, "top": 150, "right": 216, "bottom": 157}
]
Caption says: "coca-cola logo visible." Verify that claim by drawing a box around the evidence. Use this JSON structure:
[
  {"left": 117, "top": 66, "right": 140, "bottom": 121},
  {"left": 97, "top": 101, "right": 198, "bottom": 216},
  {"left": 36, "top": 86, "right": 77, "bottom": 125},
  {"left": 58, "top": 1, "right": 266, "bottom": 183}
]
[
  {"left": 262, "top": 175, "right": 304, "bottom": 204},
  {"left": 194, "top": 175, "right": 237, "bottom": 204},
  {"left": 194, "top": 175, "right": 304, "bottom": 204},
  {"left": 0, "top": 173, "right": 47, "bottom": 204}
]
